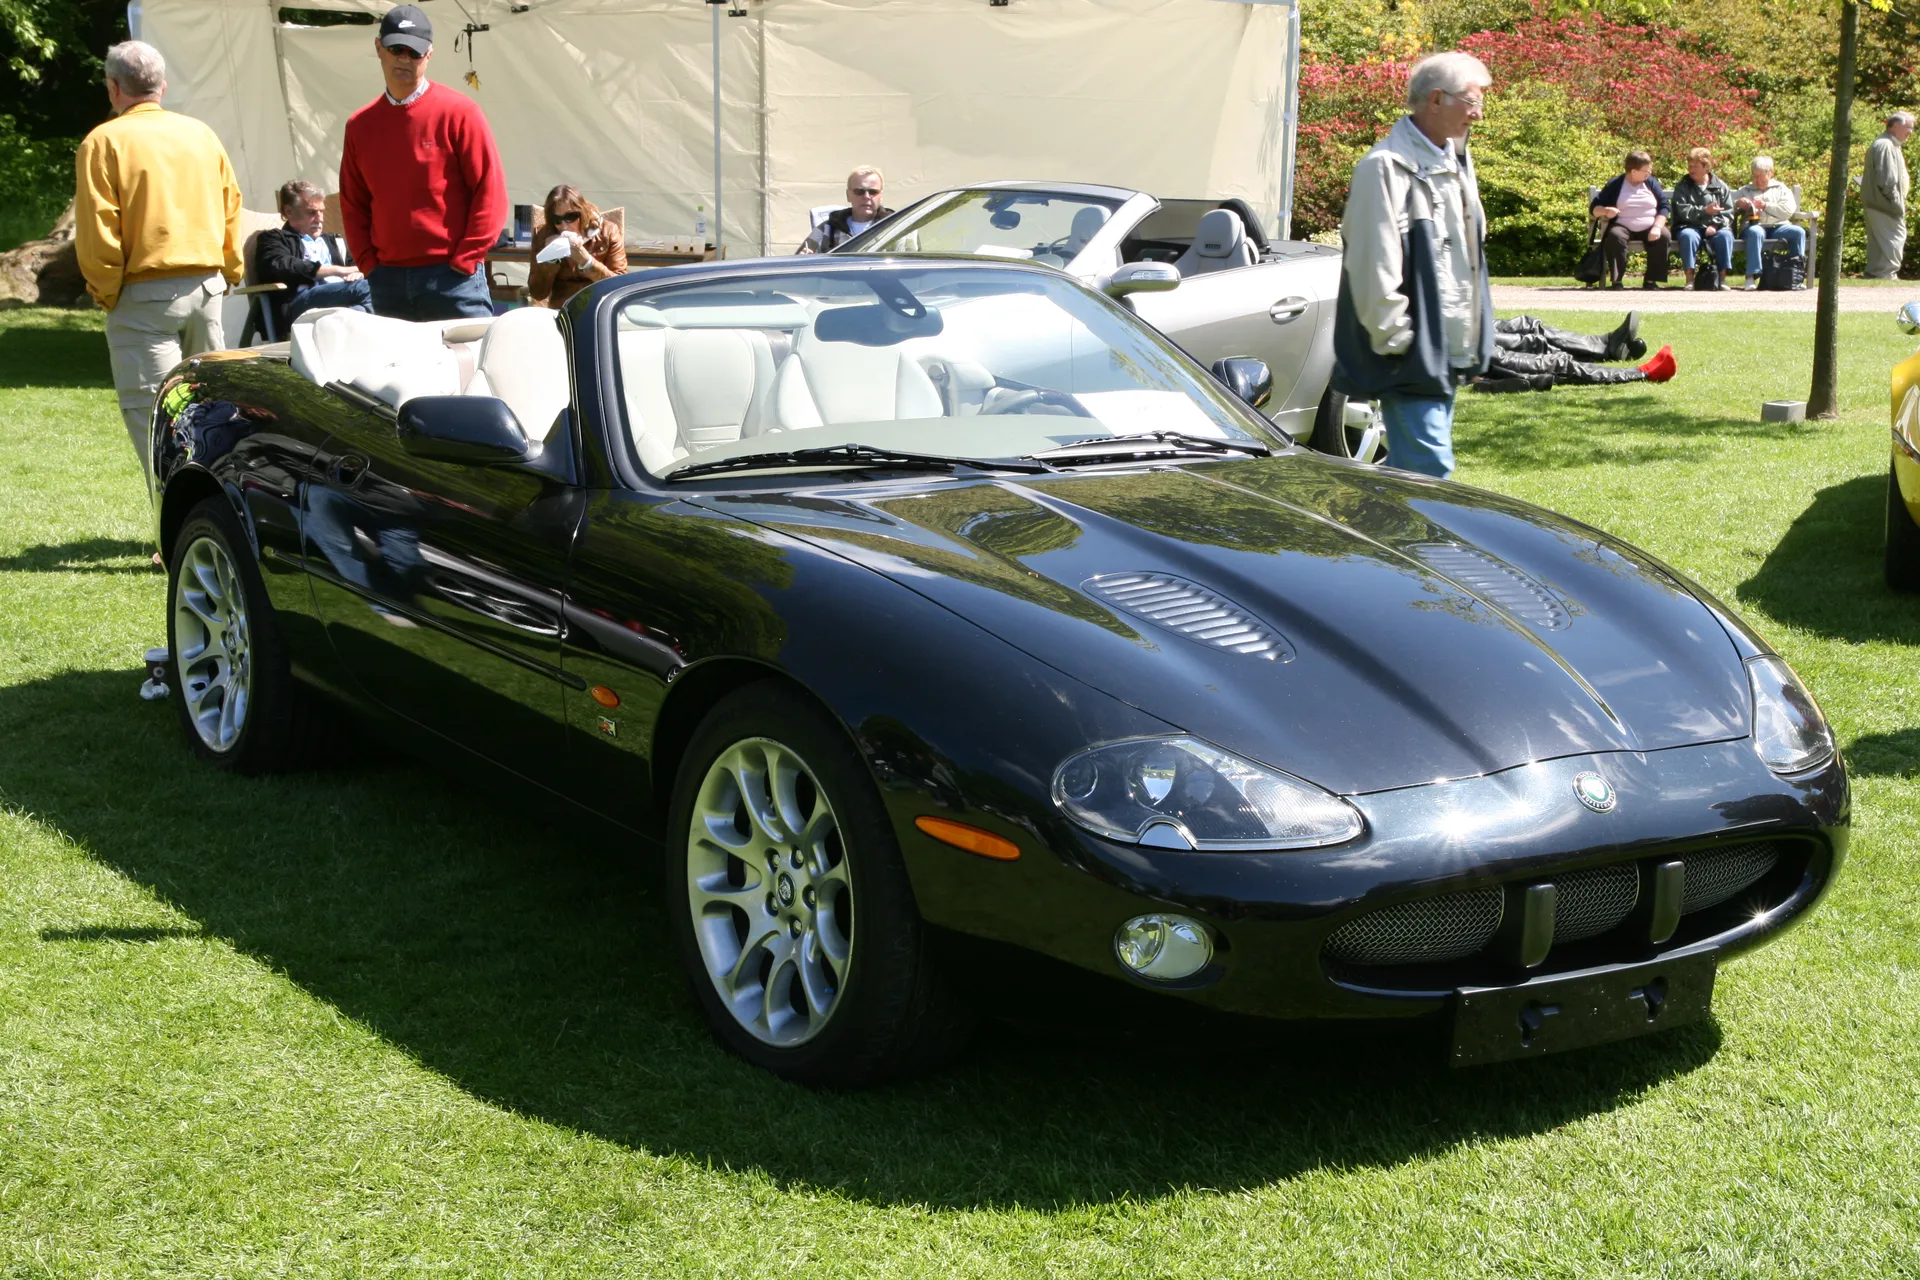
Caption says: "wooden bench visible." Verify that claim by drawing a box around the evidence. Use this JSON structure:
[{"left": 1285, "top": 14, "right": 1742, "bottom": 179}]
[{"left": 1584, "top": 183, "right": 1819, "bottom": 285}]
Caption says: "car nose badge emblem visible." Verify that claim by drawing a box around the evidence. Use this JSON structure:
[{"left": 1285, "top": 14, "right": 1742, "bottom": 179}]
[{"left": 1573, "top": 772, "right": 1616, "bottom": 813}]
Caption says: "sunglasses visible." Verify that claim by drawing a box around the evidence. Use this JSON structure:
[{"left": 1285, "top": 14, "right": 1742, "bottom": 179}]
[
  {"left": 382, "top": 44, "right": 425, "bottom": 60},
  {"left": 850, "top": 188, "right": 882, "bottom": 196},
  {"left": 550, "top": 211, "right": 581, "bottom": 225}
]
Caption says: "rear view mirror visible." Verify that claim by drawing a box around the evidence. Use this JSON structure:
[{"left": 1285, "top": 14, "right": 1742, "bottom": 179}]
[
  {"left": 1104, "top": 262, "right": 1181, "bottom": 299},
  {"left": 1210, "top": 357, "right": 1273, "bottom": 410},
  {"left": 1899, "top": 301, "right": 1920, "bottom": 335},
  {"left": 398, "top": 396, "right": 532, "bottom": 465}
]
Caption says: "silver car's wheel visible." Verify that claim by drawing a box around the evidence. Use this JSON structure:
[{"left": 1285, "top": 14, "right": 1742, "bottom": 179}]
[
  {"left": 686, "top": 736, "right": 854, "bottom": 1047},
  {"left": 172, "top": 534, "right": 253, "bottom": 752}
]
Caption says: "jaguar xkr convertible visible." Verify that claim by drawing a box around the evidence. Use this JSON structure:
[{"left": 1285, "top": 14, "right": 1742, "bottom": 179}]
[{"left": 149, "top": 256, "right": 1847, "bottom": 1085}]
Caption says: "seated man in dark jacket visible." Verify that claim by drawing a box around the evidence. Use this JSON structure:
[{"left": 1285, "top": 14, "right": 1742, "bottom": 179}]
[
  {"left": 258, "top": 179, "right": 371, "bottom": 328},
  {"left": 1670, "top": 147, "right": 1736, "bottom": 288}
]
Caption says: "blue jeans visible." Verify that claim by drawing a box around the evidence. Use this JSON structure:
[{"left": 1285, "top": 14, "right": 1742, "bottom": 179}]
[
  {"left": 1378, "top": 391, "right": 1457, "bottom": 479},
  {"left": 286, "top": 276, "right": 373, "bottom": 323},
  {"left": 1677, "top": 226, "right": 1734, "bottom": 271},
  {"left": 368, "top": 262, "right": 494, "bottom": 322},
  {"left": 1742, "top": 223, "right": 1806, "bottom": 276}
]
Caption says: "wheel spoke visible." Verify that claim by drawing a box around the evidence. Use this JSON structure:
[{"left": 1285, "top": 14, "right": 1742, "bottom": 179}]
[
  {"left": 171, "top": 535, "right": 253, "bottom": 753},
  {"left": 691, "top": 867, "right": 768, "bottom": 916},
  {"left": 797, "top": 932, "right": 837, "bottom": 1022}
]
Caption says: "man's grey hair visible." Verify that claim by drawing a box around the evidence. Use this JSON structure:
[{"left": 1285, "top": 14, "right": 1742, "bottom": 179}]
[
  {"left": 1889, "top": 111, "right": 1916, "bottom": 128},
  {"left": 105, "top": 40, "right": 166, "bottom": 97},
  {"left": 1406, "top": 52, "right": 1492, "bottom": 111},
  {"left": 1751, "top": 155, "right": 1776, "bottom": 173}
]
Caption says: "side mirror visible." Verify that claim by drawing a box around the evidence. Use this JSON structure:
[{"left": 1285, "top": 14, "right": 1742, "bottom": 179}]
[
  {"left": 398, "top": 396, "right": 532, "bottom": 465},
  {"left": 1210, "top": 356, "right": 1273, "bottom": 410},
  {"left": 1899, "top": 301, "right": 1920, "bottom": 335},
  {"left": 1103, "top": 262, "right": 1181, "bottom": 299}
]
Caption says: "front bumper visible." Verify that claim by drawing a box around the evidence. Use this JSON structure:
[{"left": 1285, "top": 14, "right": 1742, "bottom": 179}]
[{"left": 908, "top": 740, "right": 1847, "bottom": 1024}]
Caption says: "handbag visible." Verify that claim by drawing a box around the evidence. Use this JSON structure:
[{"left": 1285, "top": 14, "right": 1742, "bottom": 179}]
[
  {"left": 1760, "top": 250, "right": 1806, "bottom": 291},
  {"left": 1575, "top": 239, "right": 1605, "bottom": 284},
  {"left": 1694, "top": 258, "right": 1722, "bottom": 291}
]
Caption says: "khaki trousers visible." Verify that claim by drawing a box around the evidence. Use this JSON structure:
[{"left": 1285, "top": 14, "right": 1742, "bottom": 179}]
[
  {"left": 1864, "top": 205, "right": 1907, "bottom": 279},
  {"left": 105, "top": 273, "right": 226, "bottom": 469}
]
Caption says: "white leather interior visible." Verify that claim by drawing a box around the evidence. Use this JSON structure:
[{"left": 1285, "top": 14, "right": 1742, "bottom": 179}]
[
  {"left": 472, "top": 307, "right": 569, "bottom": 442},
  {"left": 774, "top": 323, "right": 943, "bottom": 429},
  {"left": 1066, "top": 205, "right": 1110, "bottom": 254},
  {"left": 290, "top": 308, "right": 451, "bottom": 392},
  {"left": 1173, "top": 208, "right": 1255, "bottom": 276},
  {"left": 620, "top": 326, "right": 781, "bottom": 473}
]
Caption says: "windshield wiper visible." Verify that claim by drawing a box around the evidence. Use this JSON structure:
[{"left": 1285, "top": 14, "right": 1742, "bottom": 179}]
[
  {"left": 1027, "top": 431, "right": 1273, "bottom": 463},
  {"left": 666, "top": 442, "right": 1055, "bottom": 482}
]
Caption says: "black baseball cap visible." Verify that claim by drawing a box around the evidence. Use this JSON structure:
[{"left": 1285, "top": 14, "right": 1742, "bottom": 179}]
[{"left": 379, "top": 5, "right": 433, "bottom": 55}]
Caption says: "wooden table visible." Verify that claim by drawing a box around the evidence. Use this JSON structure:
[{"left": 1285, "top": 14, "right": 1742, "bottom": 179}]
[{"left": 485, "top": 243, "right": 712, "bottom": 303}]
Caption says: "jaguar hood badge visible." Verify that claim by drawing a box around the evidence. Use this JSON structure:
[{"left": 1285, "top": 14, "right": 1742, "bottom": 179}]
[{"left": 1573, "top": 771, "right": 1616, "bottom": 813}]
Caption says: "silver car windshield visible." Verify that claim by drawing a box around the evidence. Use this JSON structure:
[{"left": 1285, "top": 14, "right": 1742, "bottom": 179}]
[
  {"left": 850, "top": 190, "right": 1124, "bottom": 267},
  {"left": 613, "top": 264, "right": 1276, "bottom": 480}
]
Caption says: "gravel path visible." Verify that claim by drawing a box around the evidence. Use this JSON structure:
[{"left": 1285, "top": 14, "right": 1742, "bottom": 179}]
[{"left": 1492, "top": 283, "right": 1913, "bottom": 313}]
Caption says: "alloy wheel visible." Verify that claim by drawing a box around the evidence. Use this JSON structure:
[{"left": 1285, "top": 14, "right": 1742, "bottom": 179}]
[
  {"left": 173, "top": 535, "right": 253, "bottom": 751},
  {"left": 687, "top": 737, "right": 854, "bottom": 1047}
]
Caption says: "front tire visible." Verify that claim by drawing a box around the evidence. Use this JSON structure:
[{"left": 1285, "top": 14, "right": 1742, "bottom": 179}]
[
  {"left": 1309, "top": 384, "right": 1384, "bottom": 464},
  {"left": 665, "top": 682, "right": 973, "bottom": 1086},
  {"left": 1886, "top": 459, "right": 1920, "bottom": 591},
  {"left": 166, "top": 496, "right": 308, "bottom": 773}
]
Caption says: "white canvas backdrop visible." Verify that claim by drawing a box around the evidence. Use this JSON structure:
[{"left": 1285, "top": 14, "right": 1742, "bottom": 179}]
[{"left": 138, "top": 0, "right": 1288, "bottom": 254}]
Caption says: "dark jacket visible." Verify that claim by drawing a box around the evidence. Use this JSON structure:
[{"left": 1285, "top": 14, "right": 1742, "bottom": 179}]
[
  {"left": 797, "top": 205, "right": 897, "bottom": 254},
  {"left": 256, "top": 225, "right": 352, "bottom": 289},
  {"left": 1590, "top": 174, "right": 1670, "bottom": 220},
  {"left": 1670, "top": 173, "right": 1735, "bottom": 233}
]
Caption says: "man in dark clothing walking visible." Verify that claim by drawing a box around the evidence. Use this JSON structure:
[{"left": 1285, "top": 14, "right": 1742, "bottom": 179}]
[{"left": 337, "top": 4, "right": 506, "bottom": 322}]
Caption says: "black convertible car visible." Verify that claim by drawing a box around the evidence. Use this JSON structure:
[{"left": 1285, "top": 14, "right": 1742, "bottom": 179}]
[{"left": 150, "top": 257, "right": 1846, "bottom": 1085}]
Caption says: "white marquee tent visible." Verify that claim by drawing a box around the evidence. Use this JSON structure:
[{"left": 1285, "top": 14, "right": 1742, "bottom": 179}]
[{"left": 134, "top": 0, "right": 1294, "bottom": 255}]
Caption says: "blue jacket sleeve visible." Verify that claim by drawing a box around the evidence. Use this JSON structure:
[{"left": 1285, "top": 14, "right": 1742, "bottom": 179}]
[
  {"left": 1649, "top": 177, "right": 1671, "bottom": 218},
  {"left": 1591, "top": 176, "right": 1624, "bottom": 212}
]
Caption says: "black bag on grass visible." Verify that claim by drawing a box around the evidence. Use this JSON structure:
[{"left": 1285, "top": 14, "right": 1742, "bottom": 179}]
[
  {"left": 1574, "top": 240, "right": 1605, "bottom": 284},
  {"left": 1693, "top": 259, "right": 1722, "bottom": 290},
  {"left": 1760, "top": 252, "right": 1806, "bottom": 291}
]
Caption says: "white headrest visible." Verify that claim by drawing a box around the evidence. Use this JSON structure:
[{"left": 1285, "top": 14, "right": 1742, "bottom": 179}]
[
  {"left": 474, "top": 306, "right": 568, "bottom": 442},
  {"left": 1068, "top": 205, "right": 1111, "bottom": 252},
  {"left": 1194, "top": 208, "right": 1246, "bottom": 259}
]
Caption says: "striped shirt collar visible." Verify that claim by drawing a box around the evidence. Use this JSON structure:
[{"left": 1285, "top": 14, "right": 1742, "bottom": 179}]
[{"left": 385, "top": 80, "right": 430, "bottom": 108}]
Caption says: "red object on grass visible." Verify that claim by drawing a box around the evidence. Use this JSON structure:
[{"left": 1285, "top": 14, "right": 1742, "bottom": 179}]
[{"left": 1637, "top": 345, "right": 1677, "bottom": 383}]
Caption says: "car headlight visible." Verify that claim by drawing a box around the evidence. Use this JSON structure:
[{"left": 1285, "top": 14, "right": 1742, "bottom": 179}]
[
  {"left": 1051, "top": 736, "right": 1363, "bottom": 850},
  {"left": 1747, "top": 657, "right": 1834, "bottom": 774}
]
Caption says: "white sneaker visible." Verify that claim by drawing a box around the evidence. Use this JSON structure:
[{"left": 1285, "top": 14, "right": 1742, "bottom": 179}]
[{"left": 1742, "top": 277, "right": 1760, "bottom": 291}]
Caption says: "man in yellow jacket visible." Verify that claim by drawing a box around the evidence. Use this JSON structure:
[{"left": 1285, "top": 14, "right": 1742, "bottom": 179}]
[{"left": 75, "top": 40, "right": 243, "bottom": 471}]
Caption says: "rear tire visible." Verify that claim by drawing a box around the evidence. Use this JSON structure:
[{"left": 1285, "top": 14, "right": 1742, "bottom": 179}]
[
  {"left": 1886, "top": 459, "right": 1920, "bottom": 591},
  {"left": 166, "top": 496, "right": 311, "bottom": 773},
  {"left": 1309, "top": 384, "right": 1384, "bottom": 464},
  {"left": 665, "top": 682, "right": 974, "bottom": 1087}
]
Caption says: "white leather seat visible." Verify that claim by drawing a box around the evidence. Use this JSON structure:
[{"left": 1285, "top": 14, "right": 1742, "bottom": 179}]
[
  {"left": 1066, "top": 205, "right": 1110, "bottom": 255},
  {"left": 620, "top": 326, "right": 779, "bottom": 472},
  {"left": 465, "top": 306, "right": 569, "bottom": 442},
  {"left": 774, "top": 322, "right": 944, "bottom": 429},
  {"left": 1173, "top": 208, "right": 1255, "bottom": 277},
  {"left": 289, "top": 308, "right": 461, "bottom": 407}
]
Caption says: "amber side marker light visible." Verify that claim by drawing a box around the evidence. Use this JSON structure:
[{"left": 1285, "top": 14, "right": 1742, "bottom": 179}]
[
  {"left": 588, "top": 686, "right": 621, "bottom": 709},
  {"left": 914, "top": 816, "right": 1021, "bottom": 861}
]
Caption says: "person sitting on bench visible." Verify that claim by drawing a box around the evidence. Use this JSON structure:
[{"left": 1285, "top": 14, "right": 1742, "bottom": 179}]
[
  {"left": 1590, "top": 150, "right": 1670, "bottom": 289},
  {"left": 1733, "top": 156, "right": 1805, "bottom": 291},
  {"left": 258, "top": 179, "right": 370, "bottom": 325}
]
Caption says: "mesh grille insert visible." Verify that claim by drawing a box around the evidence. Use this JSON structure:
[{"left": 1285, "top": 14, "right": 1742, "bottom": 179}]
[
  {"left": 1411, "top": 543, "right": 1572, "bottom": 631},
  {"left": 1082, "top": 573, "right": 1294, "bottom": 660},
  {"left": 1323, "top": 886, "right": 1504, "bottom": 966},
  {"left": 1680, "top": 843, "right": 1780, "bottom": 914},
  {"left": 1550, "top": 863, "right": 1641, "bottom": 942}
]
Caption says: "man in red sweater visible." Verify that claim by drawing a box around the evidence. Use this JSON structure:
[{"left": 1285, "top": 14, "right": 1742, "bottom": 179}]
[{"left": 337, "top": 5, "right": 506, "bottom": 323}]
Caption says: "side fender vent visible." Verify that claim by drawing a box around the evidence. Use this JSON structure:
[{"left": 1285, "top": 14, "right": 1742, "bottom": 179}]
[
  {"left": 1083, "top": 572, "right": 1295, "bottom": 661},
  {"left": 1411, "top": 543, "right": 1572, "bottom": 631}
]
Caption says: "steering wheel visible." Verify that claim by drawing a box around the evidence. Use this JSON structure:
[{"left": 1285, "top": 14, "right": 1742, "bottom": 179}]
[{"left": 980, "top": 387, "right": 1089, "bottom": 417}]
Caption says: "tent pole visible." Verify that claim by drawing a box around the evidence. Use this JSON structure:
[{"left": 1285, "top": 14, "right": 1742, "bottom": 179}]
[
  {"left": 712, "top": 0, "right": 723, "bottom": 256},
  {"left": 1278, "top": 0, "right": 1300, "bottom": 242},
  {"left": 758, "top": 4, "right": 770, "bottom": 255}
]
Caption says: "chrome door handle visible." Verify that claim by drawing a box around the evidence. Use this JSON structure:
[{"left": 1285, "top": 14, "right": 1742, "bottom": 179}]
[{"left": 1269, "top": 297, "right": 1310, "bottom": 324}]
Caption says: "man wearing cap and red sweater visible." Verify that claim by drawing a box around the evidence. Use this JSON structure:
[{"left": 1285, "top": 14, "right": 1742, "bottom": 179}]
[{"left": 338, "top": 4, "right": 506, "bottom": 322}]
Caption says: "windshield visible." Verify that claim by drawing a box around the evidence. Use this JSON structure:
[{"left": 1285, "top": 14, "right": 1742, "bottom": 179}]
[
  {"left": 612, "top": 264, "right": 1276, "bottom": 480},
  {"left": 846, "top": 189, "right": 1125, "bottom": 266}
]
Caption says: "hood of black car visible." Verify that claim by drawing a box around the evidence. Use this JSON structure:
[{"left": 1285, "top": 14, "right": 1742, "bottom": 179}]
[{"left": 700, "top": 454, "right": 1751, "bottom": 794}]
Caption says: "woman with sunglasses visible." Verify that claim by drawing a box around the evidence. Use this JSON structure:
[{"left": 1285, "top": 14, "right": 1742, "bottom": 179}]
[{"left": 528, "top": 184, "right": 628, "bottom": 309}]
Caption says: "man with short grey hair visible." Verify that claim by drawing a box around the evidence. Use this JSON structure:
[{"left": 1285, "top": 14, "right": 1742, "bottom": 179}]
[
  {"left": 1864, "top": 111, "right": 1913, "bottom": 279},
  {"left": 74, "top": 39, "right": 243, "bottom": 472},
  {"left": 1329, "top": 51, "right": 1495, "bottom": 480}
]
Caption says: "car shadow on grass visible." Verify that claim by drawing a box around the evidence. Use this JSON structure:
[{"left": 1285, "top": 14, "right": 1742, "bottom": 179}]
[
  {"left": 1456, "top": 390, "right": 1799, "bottom": 473},
  {"left": 2, "top": 667, "right": 1722, "bottom": 1211},
  {"left": 0, "top": 325, "right": 114, "bottom": 389},
  {"left": 1737, "top": 472, "right": 1920, "bottom": 646},
  {"left": 0, "top": 537, "right": 155, "bottom": 574}
]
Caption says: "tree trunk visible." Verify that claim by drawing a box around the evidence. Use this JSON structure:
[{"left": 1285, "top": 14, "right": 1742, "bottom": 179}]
[
  {"left": 0, "top": 199, "right": 85, "bottom": 310},
  {"left": 1809, "top": 1, "right": 1860, "bottom": 419}
]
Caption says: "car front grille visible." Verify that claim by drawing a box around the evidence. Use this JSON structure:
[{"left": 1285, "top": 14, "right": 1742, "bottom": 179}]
[{"left": 1324, "top": 841, "right": 1792, "bottom": 968}]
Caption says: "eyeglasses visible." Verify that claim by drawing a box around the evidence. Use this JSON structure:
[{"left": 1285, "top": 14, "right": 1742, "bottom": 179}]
[
  {"left": 1440, "top": 90, "right": 1486, "bottom": 110},
  {"left": 850, "top": 188, "right": 882, "bottom": 197},
  {"left": 551, "top": 211, "right": 581, "bottom": 225}
]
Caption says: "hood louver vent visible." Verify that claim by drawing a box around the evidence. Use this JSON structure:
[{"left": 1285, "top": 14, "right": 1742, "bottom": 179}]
[
  {"left": 1411, "top": 543, "right": 1572, "bottom": 632},
  {"left": 1083, "top": 573, "right": 1294, "bottom": 661}
]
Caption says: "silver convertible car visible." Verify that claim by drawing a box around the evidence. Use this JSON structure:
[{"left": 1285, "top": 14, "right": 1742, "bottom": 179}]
[{"left": 839, "top": 180, "right": 1384, "bottom": 463}]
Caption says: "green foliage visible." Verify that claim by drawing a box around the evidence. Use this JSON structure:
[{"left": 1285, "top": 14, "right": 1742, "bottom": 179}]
[
  {"left": 1469, "top": 84, "right": 1626, "bottom": 273},
  {"left": 0, "top": 113, "right": 75, "bottom": 251}
]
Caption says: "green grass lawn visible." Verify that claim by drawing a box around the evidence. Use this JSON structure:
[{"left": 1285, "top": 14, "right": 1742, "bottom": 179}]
[{"left": 3, "top": 305, "right": 1919, "bottom": 1277}]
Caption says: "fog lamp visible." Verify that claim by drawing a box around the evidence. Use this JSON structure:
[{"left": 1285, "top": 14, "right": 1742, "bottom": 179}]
[{"left": 1114, "top": 913, "right": 1214, "bottom": 982}]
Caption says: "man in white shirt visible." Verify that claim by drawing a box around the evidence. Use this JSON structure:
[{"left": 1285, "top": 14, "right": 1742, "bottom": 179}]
[{"left": 797, "top": 167, "right": 896, "bottom": 254}]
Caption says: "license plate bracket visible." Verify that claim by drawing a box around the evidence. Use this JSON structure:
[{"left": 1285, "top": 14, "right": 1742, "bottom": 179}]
[{"left": 1451, "top": 955, "right": 1716, "bottom": 1068}]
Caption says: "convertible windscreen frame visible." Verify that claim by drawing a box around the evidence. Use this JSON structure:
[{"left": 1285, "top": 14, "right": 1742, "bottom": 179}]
[{"left": 585, "top": 259, "right": 1291, "bottom": 494}]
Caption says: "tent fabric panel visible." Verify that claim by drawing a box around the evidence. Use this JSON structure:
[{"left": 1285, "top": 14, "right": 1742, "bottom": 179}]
[{"left": 140, "top": 0, "right": 297, "bottom": 211}]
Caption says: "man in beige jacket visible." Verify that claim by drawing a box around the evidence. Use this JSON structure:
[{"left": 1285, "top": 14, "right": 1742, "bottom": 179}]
[
  {"left": 1864, "top": 112, "right": 1913, "bottom": 280},
  {"left": 74, "top": 40, "right": 243, "bottom": 471}
]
